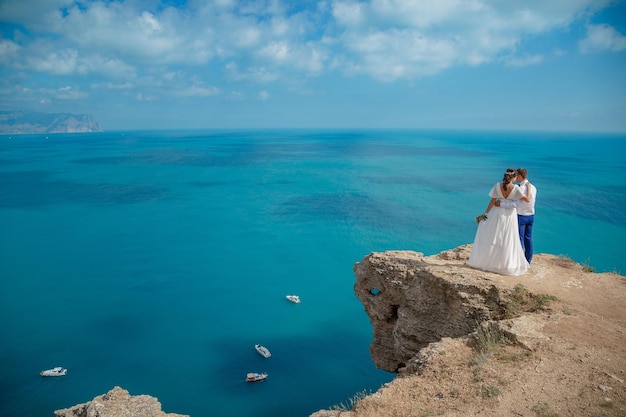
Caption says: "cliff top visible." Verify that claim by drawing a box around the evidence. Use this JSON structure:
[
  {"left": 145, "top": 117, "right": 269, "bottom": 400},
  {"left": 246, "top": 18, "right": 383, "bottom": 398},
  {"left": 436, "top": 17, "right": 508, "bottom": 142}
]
[{"left": 314, "top": 245, "right": 626, "bottom": 417}]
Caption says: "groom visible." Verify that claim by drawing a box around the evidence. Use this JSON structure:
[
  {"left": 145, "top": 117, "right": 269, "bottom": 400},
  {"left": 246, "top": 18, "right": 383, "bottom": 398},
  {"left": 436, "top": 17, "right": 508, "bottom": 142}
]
[
  {"left": 495, "top": 168, "right": 537, "bottom": 263},
  {"left": 515, "top": 168, "right": 537, "bottom": 264}
]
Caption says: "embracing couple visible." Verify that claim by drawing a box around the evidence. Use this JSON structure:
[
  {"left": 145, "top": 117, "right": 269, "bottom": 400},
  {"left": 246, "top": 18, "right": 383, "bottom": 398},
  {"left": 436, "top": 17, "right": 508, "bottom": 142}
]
[{"left": 468, "top": 167, "right": 537, "bottom": 276}]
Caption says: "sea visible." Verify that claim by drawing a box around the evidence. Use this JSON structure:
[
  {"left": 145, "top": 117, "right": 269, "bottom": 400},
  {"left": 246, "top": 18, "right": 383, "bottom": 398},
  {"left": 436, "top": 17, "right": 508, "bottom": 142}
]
[{"left": 1, "top": 129, "right": 624, "bottom": 417}]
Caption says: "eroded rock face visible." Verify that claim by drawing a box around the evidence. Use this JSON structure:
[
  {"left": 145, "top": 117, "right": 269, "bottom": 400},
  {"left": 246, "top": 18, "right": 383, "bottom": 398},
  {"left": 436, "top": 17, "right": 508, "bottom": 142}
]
[
  {"left": 353, "top": 246, "right": 515, "bottom": 373},
  {"left": 54, "top": 386, "right": 188, "bottom": 417}
]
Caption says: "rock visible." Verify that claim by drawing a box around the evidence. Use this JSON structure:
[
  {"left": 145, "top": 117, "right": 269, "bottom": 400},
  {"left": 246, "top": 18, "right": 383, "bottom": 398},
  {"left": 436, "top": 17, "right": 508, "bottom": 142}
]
[
  {"left": 54, "top": 386, "right": 187, "bottom": 417},
  {"left": 499, "top": 315, "right": 549, "bottom": 351},
  {"left": 353, "top": 248, "right": 518, "bottom": 373},
  {"left": 309, "top": 411, "right": 348, "bottom": 417}
]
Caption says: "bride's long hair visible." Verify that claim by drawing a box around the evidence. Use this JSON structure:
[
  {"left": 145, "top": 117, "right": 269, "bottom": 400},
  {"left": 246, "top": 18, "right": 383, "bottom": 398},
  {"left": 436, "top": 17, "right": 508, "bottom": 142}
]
[{"left": 502, "top": 167, "right": 517, "bottom": 186}]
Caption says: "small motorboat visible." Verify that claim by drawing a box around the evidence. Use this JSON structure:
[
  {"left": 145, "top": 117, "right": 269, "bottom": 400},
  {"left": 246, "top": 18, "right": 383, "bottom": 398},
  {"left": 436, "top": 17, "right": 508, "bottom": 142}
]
[
  {"left": 246, "top": 372, "right": 268, "bottom": 383},
  {"left": 255, "top": 344, "right": 271, "bottom": 358},
  {"left": 40, "top": 367, "right": 67, "bottom": 377},
  {"left": 286, "top": 295, "right": 300, "bottom": 304}
]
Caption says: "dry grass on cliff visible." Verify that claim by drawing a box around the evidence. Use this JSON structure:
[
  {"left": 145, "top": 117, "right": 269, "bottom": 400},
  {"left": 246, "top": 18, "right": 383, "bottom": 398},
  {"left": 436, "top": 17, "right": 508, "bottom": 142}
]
[
  {"left": 503, "top": 283, "right": 558, "bottom": 318},
  {"left": 313, "top": 254, "right": 626, "bottom": 417}
]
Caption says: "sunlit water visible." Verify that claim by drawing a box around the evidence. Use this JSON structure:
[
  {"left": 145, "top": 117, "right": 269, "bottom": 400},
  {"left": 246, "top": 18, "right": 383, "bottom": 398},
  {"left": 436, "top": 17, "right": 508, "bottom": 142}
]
[{"left": 1, "top": 129, "right": 624, "bottom": 416}]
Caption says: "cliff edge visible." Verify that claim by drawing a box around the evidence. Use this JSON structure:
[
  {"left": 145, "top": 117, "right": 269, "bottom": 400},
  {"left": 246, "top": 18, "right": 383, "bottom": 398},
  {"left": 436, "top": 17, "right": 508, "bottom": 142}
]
[{"left": 313, "top": 245, "right": 626, "bottom": 417}]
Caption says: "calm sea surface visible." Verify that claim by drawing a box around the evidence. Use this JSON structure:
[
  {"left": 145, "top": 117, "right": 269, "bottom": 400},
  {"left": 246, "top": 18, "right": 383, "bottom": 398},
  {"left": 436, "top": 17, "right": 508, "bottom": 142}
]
[{"left": 1, "top": 129, "right": 624, "bottom": 417}]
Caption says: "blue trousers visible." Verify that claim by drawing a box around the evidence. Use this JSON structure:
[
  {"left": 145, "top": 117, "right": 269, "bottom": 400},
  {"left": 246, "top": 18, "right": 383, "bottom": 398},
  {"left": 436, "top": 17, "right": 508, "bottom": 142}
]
[{"left": 518, "top": 214, "right": 534, "bottom": 263}]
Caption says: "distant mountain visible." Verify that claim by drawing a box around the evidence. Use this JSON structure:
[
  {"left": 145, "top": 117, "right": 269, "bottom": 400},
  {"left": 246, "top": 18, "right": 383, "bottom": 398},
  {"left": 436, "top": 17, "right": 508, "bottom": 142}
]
[{"left": 0, "top": 111, "right": 103, "bottom": 134}]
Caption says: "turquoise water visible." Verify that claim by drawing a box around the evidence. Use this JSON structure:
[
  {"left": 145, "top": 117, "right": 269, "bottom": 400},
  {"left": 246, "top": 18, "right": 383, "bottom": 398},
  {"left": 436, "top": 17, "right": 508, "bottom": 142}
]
[{"left": 1, "top": 129, "right": 624, "bottom": 416}]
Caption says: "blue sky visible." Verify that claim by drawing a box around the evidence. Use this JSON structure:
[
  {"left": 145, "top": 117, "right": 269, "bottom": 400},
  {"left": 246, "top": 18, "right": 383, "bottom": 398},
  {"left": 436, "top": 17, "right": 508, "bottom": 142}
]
[{"left": 1, "top": 0, "right": 625, "bottom": 131}]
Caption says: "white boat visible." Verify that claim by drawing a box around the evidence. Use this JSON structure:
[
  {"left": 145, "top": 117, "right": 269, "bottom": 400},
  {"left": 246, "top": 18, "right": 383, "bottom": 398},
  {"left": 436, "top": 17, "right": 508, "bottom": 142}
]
[
  {"left": 255, "top": 344, "right": 271, "bottom": 358},
  {"left": 286, "top": 295, "right": 301, "bottom": 304},
  {"left": 40, "top": 366, "right": 67, "bottom": 377},
  {"left": 246, "top": 372, "right": 268, "bottom": 383}
]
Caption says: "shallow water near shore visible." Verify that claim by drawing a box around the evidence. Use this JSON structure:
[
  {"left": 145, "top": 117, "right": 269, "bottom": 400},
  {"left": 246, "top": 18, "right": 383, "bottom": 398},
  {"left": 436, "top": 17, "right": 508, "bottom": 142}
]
[{"left": 1, "top": 129, "right": 624, "bottom": 416}]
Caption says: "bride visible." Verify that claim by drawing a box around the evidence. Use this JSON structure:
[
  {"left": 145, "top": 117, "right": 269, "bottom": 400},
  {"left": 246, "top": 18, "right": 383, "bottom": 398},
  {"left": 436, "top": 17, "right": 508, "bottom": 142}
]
[{"left": 468, "top": 168, "right": 529, "bottom": 276}]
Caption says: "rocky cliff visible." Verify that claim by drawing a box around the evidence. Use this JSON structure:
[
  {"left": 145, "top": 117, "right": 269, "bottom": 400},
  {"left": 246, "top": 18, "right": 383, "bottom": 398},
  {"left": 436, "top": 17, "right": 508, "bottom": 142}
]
[
  {"left": 312, "top": 245, "right": 626, "bottom": 417},
  {"left": 0, "top": 110, "right": 102, "bottom": 134},
  {"left": 353, "top": 246, "right": 509, "bottom": 374},
  {"left": 54, "top": 386, "right": 188, "bottom": 417}
]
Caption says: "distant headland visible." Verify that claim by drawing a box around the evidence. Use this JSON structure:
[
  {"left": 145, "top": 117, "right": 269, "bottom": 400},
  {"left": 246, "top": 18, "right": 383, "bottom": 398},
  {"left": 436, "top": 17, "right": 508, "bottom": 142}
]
[{"left": 0, "top": 110, "right": 102, "bottom": 134}]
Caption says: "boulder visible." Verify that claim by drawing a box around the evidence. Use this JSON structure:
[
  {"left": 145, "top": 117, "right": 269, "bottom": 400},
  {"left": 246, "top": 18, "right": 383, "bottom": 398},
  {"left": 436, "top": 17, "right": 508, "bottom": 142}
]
[{"left": 54, "top": 386, "right": 187, "bottom": 417}]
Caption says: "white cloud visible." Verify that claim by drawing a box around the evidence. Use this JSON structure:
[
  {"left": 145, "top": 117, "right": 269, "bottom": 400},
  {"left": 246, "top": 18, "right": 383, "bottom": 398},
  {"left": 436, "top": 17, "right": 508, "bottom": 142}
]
[
  {"left": 3, "top": 1, "right": 583, "bottom": 81},
  {"left": 505, "top": 54, "right": 544, "bottom": 67},
  {"left": 327, "top": 0, "right": 608, "bottom": 80},
  {"left": 332, "top": 1, "right": 366, "bottom": 27},
  {"left": 0, "top": 0, "right": 74, "bottom": 28},
  {"left": 26, "top": 49, "right": 82, "bottom": 75},
  {"left": 138, "top": 11, "right": 163, "bottom": 34},
  {"left": 83, "top": 56, "right": 137, "bottom": 79},
  {"left": 579, "top": 23, "right": 626, "bottom": 53},
  {"left": 0, "top": 39, "right": 21, "bottom": 64},
  {"left": 60, "top": 3, "right": 184, "bottom": 63},
  {"left": 340, "top": 29, "right": 458, "bottom": 80},
  {"left": 368, "top": 0, "right": 471, "bottom": 28},
  {"left": 234, "top": 27, "right": 263, "bottom": 48},
  {"left": 54, "top": 85, "right": 88, "bottom": 100},
  {"left": 135, "top": 92, "right": 155, "bottom": 101},
  {"left": 225, "top": 62, "right": 279, "bottom": 83},
  {"left": 175, "top": 84, "right": 221, "bottom": 97},
  {"left": 0, "top": 0, "right": 622, "bottom": 102},
  {"left": 258, "top": 90, "right": 270, "bottom": 100},
  {"left": 227, "top": 91, "right": 246, "bottom": 100},
  {"left": 259, "top": 41, "right": 291, "bottom": 61}
]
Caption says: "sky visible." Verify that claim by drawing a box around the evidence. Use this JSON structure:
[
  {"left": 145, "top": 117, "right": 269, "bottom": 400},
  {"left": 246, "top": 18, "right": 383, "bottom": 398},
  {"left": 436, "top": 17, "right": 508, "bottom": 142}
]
[{"left": 1, "top": 0, "right": 625, "bottom": 131}]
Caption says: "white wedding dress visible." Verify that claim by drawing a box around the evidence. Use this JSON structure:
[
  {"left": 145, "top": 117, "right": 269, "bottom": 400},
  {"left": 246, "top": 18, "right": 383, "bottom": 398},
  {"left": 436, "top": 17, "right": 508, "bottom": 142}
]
[{"left": 468, "top": 183, "right": 529, "bottom": 276}]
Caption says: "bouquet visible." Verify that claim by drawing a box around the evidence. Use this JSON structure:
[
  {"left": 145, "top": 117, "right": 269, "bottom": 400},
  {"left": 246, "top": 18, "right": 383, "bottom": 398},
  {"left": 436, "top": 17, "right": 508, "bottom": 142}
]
[{"left": 475, "top": 213, "right": 488, "bottom": 224}]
